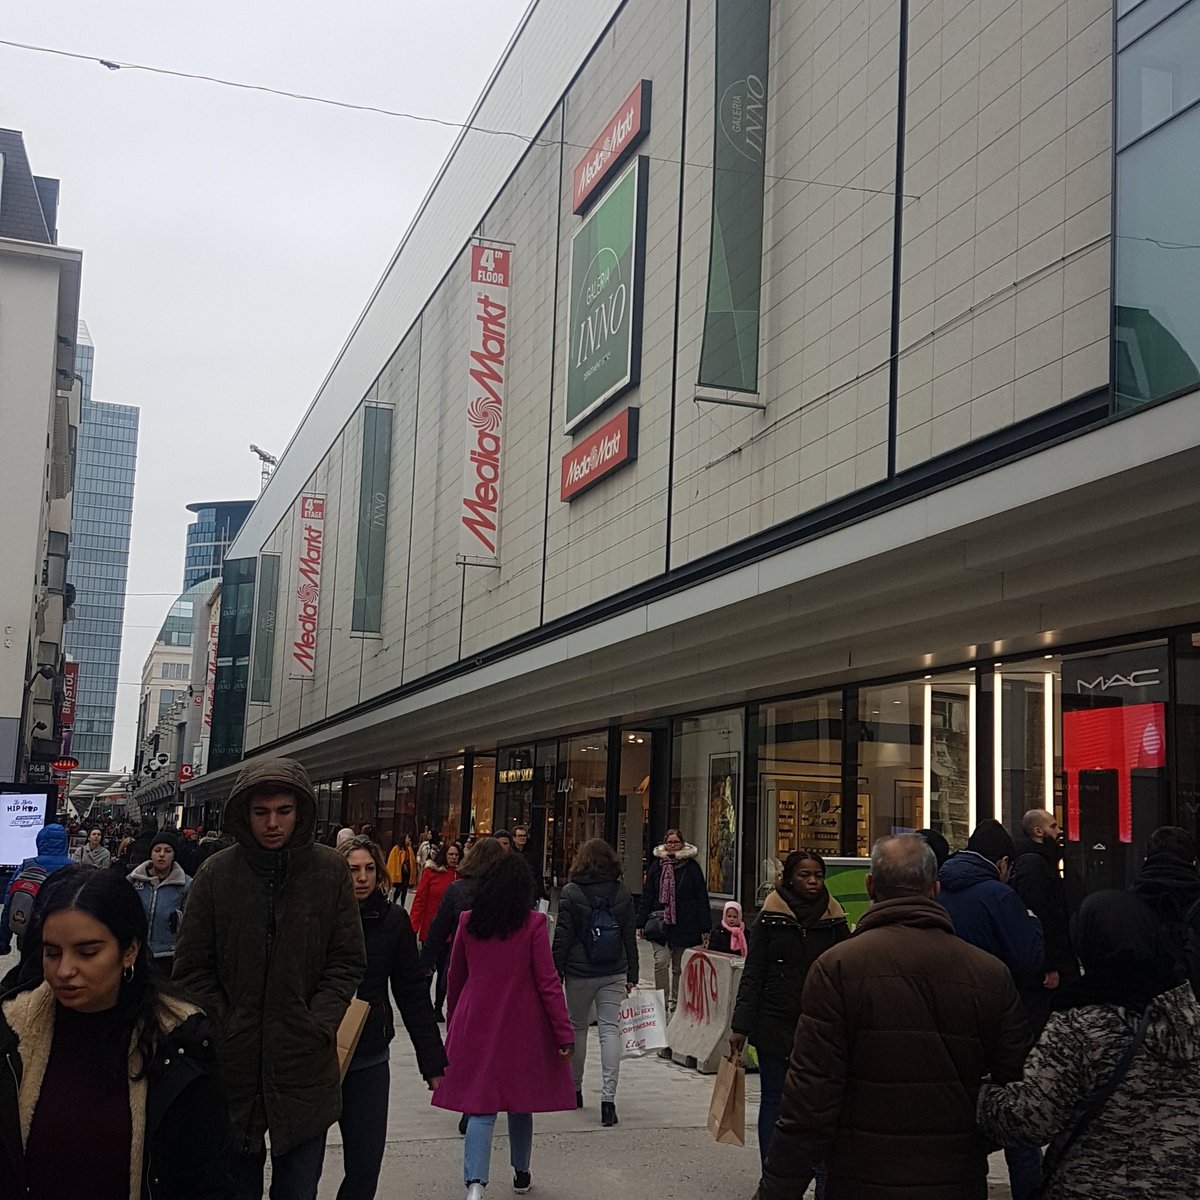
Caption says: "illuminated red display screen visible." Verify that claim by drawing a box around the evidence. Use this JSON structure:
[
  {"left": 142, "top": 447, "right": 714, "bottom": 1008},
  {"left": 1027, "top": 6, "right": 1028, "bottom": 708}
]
[{"left": 1063, "top": 702, "right": 1165, "bottom": 844}]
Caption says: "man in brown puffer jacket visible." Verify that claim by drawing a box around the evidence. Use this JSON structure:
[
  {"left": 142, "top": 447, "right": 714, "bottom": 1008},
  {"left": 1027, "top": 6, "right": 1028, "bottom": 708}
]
[
  {"left": 174, "top": 757, "right": 365, "bottom": 1200},
  {"left": 757, "top": 834, "right": 1030, "bottom": 1200}
]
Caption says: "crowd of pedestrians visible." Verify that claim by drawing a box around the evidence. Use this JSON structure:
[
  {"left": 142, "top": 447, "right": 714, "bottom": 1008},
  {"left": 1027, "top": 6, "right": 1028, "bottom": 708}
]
[{"left": 2, "top": 760, "right": 1200, "bottom": 1199}]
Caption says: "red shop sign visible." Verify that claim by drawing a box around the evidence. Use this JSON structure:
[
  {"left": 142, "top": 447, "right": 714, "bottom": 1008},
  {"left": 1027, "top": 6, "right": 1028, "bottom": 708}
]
[
  {"left": 560, "top": 407, "right": 639, "bottom": 502},
  {"left": 572, "top": 80, "right": 652, "bottom": 215}
]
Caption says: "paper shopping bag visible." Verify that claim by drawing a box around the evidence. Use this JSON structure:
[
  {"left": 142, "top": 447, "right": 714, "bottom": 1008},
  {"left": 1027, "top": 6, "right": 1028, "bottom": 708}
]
[
  {"left": 618, "top": 987, "right": 669, "bottom": 1057},
  {"left": 336, "top": 997, "right": 371, "bottom": 1081},
  {"left": 707, "top": 1053, "right": 746, "bottom": 1147}
]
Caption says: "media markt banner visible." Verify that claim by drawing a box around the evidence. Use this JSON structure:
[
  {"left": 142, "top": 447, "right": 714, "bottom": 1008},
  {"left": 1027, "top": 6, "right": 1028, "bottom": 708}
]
[
  {"left": 698, "top": 0, "right": 771, "bottom": 393},
  {"left": 459, "top": 241, "right": 513, "bottom": 567},
  {"left": 565, "top": 155, "right": 648, "bottom": 433},
  {"left": 289, "top": 494, "right": 326, "bottom": 679}
]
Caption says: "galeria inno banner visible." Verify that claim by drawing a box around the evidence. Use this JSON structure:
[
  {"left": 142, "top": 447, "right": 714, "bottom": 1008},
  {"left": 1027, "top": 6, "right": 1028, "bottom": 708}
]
[
  {"left": 289, "top": 493, "right": 326, "bottom": 679},
  {"left": 459, "top": 241, "right": 513, "bottom": 567},
  {"left": 699, "top": 0, "right": 771, "bottom": 393}
]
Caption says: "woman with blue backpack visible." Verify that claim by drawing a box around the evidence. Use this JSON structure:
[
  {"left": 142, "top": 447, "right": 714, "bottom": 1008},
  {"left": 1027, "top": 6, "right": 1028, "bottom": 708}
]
[{"left": 552, "top": 838, "right": 639, "bottom": 1127}]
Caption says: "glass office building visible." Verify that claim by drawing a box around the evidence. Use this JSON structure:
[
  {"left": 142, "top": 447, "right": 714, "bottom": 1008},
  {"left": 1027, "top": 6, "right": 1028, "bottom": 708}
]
[
  {"left": 183, "top": 501, "right": 253, "bottom": 591},
  {"left": 65, "top": 321, "right": 139, "bottom": 770}
]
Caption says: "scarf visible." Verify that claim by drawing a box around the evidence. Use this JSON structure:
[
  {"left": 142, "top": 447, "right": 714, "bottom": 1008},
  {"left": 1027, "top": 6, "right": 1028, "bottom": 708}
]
[
  {"left": 778, "top": 882, "right": 834, "bottom": 929},
  {"left": 1053, "top": 889, "right": 1181, "bottom": 1014},
  {"left": 721, "top": 903, "right": 748, "bottom": 956},
  {"left": 659, "top": 857, "right": 679, "bottom": 926}
]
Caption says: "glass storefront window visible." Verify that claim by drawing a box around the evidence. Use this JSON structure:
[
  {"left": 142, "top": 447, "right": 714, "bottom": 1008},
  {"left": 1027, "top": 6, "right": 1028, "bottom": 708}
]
[
  {"left": 470, "top": 755, "right": 496, "bottom": 836},
  {"left": 556, "top": 732, "right": 608, "bottom": 886},
  {"left": 441, "top": 758, "right": 465, "bottom": 842},
  {"left": 995, "top": 657, "right": 1063, "bottom": 834},
  {"left": 417, "top": 762, "right": 443, "bottom": 840},
  {"left": 393, "top": 767, "right": 418, "bottom": 845},
  {"left": 344, "top": 774, "right": 379, "bottom": 831},
  {"left": 672, "top": 710, "right": 744, "bottom": 897},
  {"left": 757, "top": 693, "right": 844, "bottom": 889},
  {"left": 377, "top": 770, "right": 397, "bottom": 850},
  {"left": 617, "top": 731, "right": 653, "bottom": 896}
]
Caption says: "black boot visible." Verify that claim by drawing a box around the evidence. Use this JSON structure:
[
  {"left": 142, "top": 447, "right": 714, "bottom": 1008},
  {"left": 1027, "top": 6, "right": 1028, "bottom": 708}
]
[
  {"left": 601, "top": 1101, "right": 618, "bottom": 1127},
  {"left": 575, "top": 1090, "right": 583, "bottom": 1109}
]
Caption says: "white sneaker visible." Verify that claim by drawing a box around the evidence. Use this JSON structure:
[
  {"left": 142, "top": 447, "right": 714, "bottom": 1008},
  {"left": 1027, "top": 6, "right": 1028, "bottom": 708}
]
[{"left": 466, "top": 1184, "right": 486, "bottom": 1200}]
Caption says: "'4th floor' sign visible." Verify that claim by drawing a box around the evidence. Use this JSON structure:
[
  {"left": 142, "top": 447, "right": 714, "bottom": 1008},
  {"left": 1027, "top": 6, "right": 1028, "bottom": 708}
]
[{"left": 564, "top": 156, "right": 648, "bottom": 433}]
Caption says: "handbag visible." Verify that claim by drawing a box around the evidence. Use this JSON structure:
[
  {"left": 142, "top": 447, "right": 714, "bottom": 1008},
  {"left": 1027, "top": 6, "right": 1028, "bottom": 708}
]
[
  {"left": 1034, "top": 1006, "right": 1153, "bottom": 1197},
  {"left": 707, "top": 1053, "right": 746, "bottom": 1147},
  {"left": 643, "top": 909, "right": 667, "bottom": 945}
]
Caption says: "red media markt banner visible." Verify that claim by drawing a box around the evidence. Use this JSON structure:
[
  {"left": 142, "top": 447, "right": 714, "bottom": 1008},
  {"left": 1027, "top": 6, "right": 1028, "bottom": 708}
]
[
  {"left": 560, "top": 407, "right": 639, "bottom": 502},
  {"left": 290, "top": 494, "right": 326, "bottom": 679},
  {"left": 572, "top": 80, "right": 652, "bottom": 215},
  {"left": 459, "top": 242, "right": 513, "bottom": 566}
]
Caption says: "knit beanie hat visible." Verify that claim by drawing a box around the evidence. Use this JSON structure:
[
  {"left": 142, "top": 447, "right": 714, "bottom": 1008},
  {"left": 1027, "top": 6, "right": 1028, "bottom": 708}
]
[
  {"left": 151, "top": 829, "right": 182, "bottom": 856},
  {"left": 967, "top": 819, "right": 1016, "bottom": 864}
]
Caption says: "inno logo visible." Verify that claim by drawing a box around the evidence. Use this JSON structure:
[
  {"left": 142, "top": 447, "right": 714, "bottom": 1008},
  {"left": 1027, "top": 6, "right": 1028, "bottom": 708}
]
[{"left": 1075, "top": 669, "right": 1161, "bottom": 694}]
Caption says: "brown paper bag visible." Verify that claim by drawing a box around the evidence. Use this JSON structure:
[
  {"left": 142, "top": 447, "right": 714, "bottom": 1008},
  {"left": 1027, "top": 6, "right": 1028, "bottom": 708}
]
[
  {"left": 707, "top": 1053, "right": 746, "bottom": 1147},
  {"left": 336, "top": 997, "right": 371, "bottom": 1081}
]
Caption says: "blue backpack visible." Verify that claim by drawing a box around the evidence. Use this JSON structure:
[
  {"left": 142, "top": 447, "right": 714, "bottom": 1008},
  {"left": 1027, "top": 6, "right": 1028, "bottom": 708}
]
[{"left": 583, "top": 889, "right": 623, "bottom": 967}]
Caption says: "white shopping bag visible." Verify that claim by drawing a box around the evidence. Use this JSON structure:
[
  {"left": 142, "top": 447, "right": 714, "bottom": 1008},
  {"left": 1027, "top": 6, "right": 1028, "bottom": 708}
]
[{"left": 618, "top": 987, "right": 669, "bottom": 1058}]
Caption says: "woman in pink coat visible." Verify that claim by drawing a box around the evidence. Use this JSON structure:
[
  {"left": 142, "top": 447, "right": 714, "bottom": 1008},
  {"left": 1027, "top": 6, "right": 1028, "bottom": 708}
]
[{"left": 432, "top": 855, "right": 575, "bottom": 1198}]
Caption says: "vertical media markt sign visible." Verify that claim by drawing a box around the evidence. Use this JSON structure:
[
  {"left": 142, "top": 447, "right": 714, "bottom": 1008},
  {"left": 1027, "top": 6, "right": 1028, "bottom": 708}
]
[
  {"left": 289, "top": 494, "right": 326, "bottom": 679},
  {"left": 459, "top": 242, "right": 513, "bottom": 568},
  {"left": 572, "top": 80, "right": 653, "bottom": 215},
  {"left": 565, "top": 155, "right": 648, "bottom": 433}
]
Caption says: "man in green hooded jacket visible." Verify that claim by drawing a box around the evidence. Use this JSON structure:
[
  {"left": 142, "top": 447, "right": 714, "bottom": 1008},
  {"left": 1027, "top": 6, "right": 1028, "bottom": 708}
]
[{"left": 174, "top": 757, "right": 365, "bottom": 1200}]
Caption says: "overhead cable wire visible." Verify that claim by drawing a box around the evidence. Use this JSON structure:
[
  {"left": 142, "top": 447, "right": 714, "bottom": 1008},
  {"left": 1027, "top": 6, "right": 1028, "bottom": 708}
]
[{"left": 0, "top": 37, "right": 917, "bottom": 201}]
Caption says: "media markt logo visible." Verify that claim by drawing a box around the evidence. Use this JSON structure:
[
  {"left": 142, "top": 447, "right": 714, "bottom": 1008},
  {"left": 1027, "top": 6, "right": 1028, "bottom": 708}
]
[
  {"left": 565, "top": 427, "right": 623, "bottom": 489},
  {"left": 718, "top": 73, "right": 766, "bottom": 161}
]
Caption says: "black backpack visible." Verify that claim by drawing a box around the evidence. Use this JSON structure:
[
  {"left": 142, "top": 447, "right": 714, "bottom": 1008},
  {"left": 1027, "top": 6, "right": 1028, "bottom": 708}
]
[{"left": 582, "top": 887, "right": 624, "bottom": 967}]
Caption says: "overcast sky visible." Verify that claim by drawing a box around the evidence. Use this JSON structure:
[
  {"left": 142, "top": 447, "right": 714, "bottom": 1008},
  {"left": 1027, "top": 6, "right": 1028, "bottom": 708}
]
[{"left": 4, "top": 0, "right": 530, "bottom": 770}]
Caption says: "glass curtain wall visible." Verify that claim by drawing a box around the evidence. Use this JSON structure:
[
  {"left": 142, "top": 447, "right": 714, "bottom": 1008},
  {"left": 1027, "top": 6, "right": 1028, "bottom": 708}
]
[
  {"left": 1115, "top": 0, "right": 1200, "bottom": 409},
  {"left": 671, "top": 710, "right": 744, "bottom": 898},
  {"left": 556, "top": 732, "right": 608, "bottom": 886}
]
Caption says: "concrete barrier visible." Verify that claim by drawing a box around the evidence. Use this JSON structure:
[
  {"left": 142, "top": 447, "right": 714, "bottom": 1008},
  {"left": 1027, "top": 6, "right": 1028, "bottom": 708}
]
[{"left": 666, "top": 947, "right": 744, "bottom": 1074}]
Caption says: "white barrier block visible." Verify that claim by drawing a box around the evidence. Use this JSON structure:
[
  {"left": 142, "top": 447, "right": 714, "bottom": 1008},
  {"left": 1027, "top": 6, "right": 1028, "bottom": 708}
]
[{"left": 666, "top": 947, "right": 745, "bottom": 1074}]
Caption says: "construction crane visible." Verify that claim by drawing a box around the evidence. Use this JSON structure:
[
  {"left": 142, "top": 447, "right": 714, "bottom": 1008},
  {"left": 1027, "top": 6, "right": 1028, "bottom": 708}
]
[{"left": 249, "top": 444, "right": 278, "bottom": 494}]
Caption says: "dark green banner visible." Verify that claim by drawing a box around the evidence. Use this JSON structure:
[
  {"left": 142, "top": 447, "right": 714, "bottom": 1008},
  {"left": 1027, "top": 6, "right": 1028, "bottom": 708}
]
[
  {"left": 353, "top": 404, "right": 392, "bottom": 633},
  {"left": 249, "top": 553, "right": 280, "bottom": 703},
  {"left": 699, "top": 0, "right": 771, "bottom": 393}
]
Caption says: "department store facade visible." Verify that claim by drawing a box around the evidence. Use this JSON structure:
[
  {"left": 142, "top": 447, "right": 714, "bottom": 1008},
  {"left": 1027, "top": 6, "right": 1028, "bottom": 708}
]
[{"left": 187, "top": 0, "right": 1200, "bottom": 906}]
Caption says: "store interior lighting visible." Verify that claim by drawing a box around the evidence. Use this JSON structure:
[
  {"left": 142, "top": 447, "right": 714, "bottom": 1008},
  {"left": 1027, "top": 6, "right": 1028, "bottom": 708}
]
[
  {"left": 922, "top": 681, "right": 932, "bottom": 828},
  {"left": 993, "top": 668, "right": 1004, "bottom": 820},
  {"left": 1044, "top": 673, "right": 1055, "bottom": 810},
  {"left": 968, "top": 682, "right": 978, "bottom": 831}
]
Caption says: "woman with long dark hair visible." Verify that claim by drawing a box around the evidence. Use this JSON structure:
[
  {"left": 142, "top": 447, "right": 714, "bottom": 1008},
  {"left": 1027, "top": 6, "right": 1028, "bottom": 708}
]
[
  {"left": 0, "top": 865, "right": 230, "bottom": 1197},
  {"left": 729, "top": 849, "right": 849, "bottom": 1183},
  {"left": 552, "top": 838, "right": 639, "bottom": 1125},
  {"left": 432, "top": 854, "right": 575, "bottom": 1199},
  {"left": 336, "top": 837, "right": 446, "bottom": 1200}
]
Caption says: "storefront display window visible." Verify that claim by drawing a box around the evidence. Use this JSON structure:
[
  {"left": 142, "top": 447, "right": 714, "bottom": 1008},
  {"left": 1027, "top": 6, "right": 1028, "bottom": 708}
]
[
  {"left": 344, "top": 774, "right": 379, "bottom": 832},
  {"left": 417, "top": 762, "right": 444, "bottom": 840},
  {"left": 376, "top": 770, "right": 397, "bottom": 850},
  {"left": 995, "top": 657, "right": 1062, "bottom": 833},
  {"left": 757, "top": 693, "right": 844, "bottom": 888},
  {"left": 672, "top": 710, "right": 744, "bottom": 898},
  {"left": 617, "top": 730, "right": 653, "bottom": 895},
  {"left": 470, "top": 755, "right": 496, "bottom": 836},
  {"left": 556, "top": 732, "right": 608, "bottom": 886},
  {"left": 441, "top": 757, "right": 465, "bottom": 842}
]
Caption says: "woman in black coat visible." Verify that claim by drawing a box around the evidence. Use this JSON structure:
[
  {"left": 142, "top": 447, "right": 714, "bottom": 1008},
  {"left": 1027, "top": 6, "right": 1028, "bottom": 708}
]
[
  {"left": 338, "top": 837, "right": 448, "bottom": 1200},
  {"left": 0, "top": 866, "right": 231, "bottom": 1198},
  {"left": 729, "top": 849, "right": 849, "bottom": 1181},
  {"left": 636, "top": 829, "right": 712, "bottom": 1014}
]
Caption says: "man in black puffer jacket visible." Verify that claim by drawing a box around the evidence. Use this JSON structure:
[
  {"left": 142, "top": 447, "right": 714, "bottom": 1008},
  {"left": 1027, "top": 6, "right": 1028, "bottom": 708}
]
[{"left": 1130, "top": 825, "right": 1200, "bottom": 994}]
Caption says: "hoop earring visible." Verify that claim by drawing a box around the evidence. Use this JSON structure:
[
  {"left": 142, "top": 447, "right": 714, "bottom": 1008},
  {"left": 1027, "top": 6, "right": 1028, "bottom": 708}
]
[{"left": 123, "top": 964, "right": 135, "bottom": 983}]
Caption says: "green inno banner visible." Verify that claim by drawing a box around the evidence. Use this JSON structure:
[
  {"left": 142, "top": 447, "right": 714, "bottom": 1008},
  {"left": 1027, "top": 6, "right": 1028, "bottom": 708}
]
[{"left": 698, "top": 0, "right": 771, "bottom": 394}]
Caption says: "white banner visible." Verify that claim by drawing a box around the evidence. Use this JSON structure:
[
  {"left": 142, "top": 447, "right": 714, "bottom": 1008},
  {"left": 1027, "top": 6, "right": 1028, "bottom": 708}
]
[
  {"left": 458, "top": 241, "right": 513, "bottom": 567},
  {"left": 289, "top": 494, "right": 326, "bottom": 679}
]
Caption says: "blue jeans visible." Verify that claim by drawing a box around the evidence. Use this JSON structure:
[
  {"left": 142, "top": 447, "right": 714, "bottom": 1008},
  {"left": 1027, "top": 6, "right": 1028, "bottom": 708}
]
[
  {"left": 229, "top": 1131, "right": 327, "bottom": 1200},
  {"left": 464, "top": 1113, "right": 533, "bottom": 1186},
  {"left": 1005, "top": 1143, "right": 1043, "bottom": 1200},
  {"left": 758, "top": 1052, "right": 826, "bottom": 1197}
]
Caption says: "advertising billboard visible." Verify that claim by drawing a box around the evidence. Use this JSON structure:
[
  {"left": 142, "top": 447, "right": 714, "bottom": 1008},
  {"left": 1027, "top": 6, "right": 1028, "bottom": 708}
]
[
  {"left": 289, "top": 494, "right": 326, "bottom": 679},
  {"left": 564, "top": 156, "right": 648, "bottom": 433}
]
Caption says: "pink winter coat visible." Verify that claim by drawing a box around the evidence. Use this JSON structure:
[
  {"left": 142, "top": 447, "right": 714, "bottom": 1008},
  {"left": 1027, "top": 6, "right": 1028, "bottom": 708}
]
[{"left": 431, "top": 910, "right": 576, "bottom": 1114}]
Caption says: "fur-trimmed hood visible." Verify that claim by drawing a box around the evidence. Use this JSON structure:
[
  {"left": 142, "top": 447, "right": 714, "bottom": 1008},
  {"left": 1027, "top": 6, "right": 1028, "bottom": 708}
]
[
  {"left": 653, "top": 842, "right": 699, "bottom": 861},
  {"left": 129, "top": 860, "right": 189, "bottom": 889},
  {"left": 760, "top": 886, "right": 846, "bottom": 922}
]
